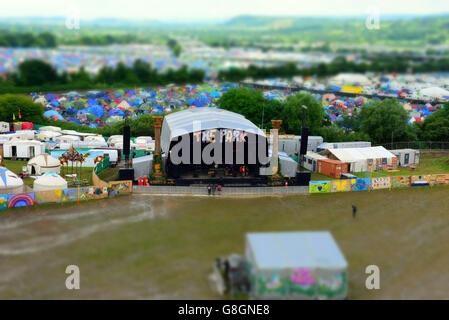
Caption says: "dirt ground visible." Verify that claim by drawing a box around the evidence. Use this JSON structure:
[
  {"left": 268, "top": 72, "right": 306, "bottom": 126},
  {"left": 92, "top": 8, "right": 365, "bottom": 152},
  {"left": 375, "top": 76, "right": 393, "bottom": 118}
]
[{"left": 0, "top": 186, "right": 448, "bottom": 299}]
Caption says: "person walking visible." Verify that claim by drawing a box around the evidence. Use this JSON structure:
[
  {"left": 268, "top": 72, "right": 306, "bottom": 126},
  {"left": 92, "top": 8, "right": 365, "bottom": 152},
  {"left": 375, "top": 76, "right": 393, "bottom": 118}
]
[
  {"left": 207, "top": 184, "right": 212, "bottom": 195},
  {"left": 218, "top": 184, "right": 222, "bottom": 194},
  {"left": 352, "top": 205, "right": 357, "bottom": 218}
]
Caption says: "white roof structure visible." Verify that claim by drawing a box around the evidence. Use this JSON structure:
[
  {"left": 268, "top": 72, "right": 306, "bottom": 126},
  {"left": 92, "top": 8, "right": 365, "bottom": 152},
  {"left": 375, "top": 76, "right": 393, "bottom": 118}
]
[
  {"left": 161, "top": 108, "right": 266, "bottom": 154},
  {"left": 246, "top": 231, "right": 347, "bottom": 270},
  {"left": 306, "top": 151, "right": 327, "bottom": 160},
  {"left": 84, "top": 135, "right": 106, "bottom": 143},
  {"left": 33, "top": 172, "right": 67, "bottom": 191},
  {"left": 323, "top": 146, "right": 395, "bottom": 161},
  {"left": 330, "top": 73, "right": 371, "bottom": 86},
  {"left": 0, "top": 166, "right": 24, "bottom": 194},
  {"left": 39, "top": 126, "right": 62, "bottom": 132},
  {"left": 419, "top": 87, "right": 449, "bottom": 99}
]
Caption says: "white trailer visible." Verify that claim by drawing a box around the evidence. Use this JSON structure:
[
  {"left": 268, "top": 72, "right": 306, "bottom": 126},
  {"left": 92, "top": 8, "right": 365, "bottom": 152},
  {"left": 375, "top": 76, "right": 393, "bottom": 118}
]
[{"left": 3, "top": 140, "right": 46, "bottom": 160}]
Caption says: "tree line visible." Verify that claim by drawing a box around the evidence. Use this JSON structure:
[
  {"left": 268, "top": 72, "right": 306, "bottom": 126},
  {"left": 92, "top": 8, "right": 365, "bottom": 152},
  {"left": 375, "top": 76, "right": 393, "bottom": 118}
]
[
  {"left": 0, "top": 31, "right": 57, "bottom": 48},
  {"left": 0, "top": 59, "right": 205, "bottom": 92},
  {"left": 218, "top": 56, "right": 449, "bottom": 82}
]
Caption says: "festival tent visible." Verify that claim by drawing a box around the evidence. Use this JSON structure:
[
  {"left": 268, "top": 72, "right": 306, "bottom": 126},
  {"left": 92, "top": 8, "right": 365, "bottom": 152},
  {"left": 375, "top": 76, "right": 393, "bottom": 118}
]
[
  {"left": 419, "top": 87, "right": 449, "bottom": 100},
  {"left": 320, "top": 146, "right": 397, "bottom": 172},
  {"left": 27, "top": 154, "right": 61, "bottom": 175},
  {"left": 245, "top": 231, "right": 348, "bottom": 300},
  {"left": 33, "top": 172, "right": 68, "bottom": 191},
  {"left": 43, "top": 110, "right": 64, "bottom": 121},
  {"left": 0, "top": 166, "right": 24, "bottom": 194}
]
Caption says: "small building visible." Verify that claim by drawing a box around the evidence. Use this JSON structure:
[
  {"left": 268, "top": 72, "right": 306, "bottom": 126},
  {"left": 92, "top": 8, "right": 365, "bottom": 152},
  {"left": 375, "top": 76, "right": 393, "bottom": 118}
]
[
  {"left": 0, "top": 166, "right": 24, "bottom": 194},
  {"left": 27, "top": 154, "right": 61, "bottom": 175},
  {"left": 54, "top": 135, "right": 82, "bottom": 146},
  {"left": 317, "top": 141, "right": 371, "bottom": 152},
  {"left": 35, "top": 130, "right": 62, "bottom": 141},
  {"left": 270, "top": 135, "right": 323, "bottom": 156},
  {"left": 33, "top": 172, "right": 67, "bottom": 191},
  {"left": 320, "top": 146, "right": 397, "bottom": 172},
  {"left": 245, "top": 231, "right": 348, "bottom": 300},
  {"left": 303, "top": 151, "right": 327, "bottom": 172},
  {"left": 317, "top": 159, "right": 349, "bottom": 178},
  {"left": 135, "top": 136, "right": 155, "bottom": 151},
  {"left": 132, "top": 154, "right": 153, "bottom": 180},
  {"left": 39, "top": 126, "right": 62, "bottom": 132},
  {"left": 389, "top": 149, "right": 420, "bottom": 166},
  {"left": 3, "top": 140, "right": 45, "bottom": 160},
  {"left": 0, "top": 122, "right": 9, "bottom": 133}
]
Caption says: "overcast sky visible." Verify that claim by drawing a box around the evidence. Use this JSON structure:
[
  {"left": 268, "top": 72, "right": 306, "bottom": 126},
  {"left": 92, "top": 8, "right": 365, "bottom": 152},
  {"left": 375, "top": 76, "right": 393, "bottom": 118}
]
[{"left": 2, "top": 0, "right": 449, "bottom": 21}]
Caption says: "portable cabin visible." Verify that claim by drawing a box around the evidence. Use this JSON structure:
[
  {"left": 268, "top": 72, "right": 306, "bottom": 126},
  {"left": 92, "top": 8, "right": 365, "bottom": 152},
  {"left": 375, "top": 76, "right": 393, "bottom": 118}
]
[
  {"left": 3, "top": 140, "right": 45, "bottom": 160},
  {"left": 135, "top": 136, "right": 155, "bottom": 151},
  {"left": 39, "top": 126, "right": 62, "bottom": 133},
  {"left": 245, "top": 231, "right": 348, "bottom": 300},
  {"left": 303, "top": 151, "right": 327, "bottom": 172},
  {"left": 35, "top": 130, "right": 62, "bottom": 141},
  {"left": 132, "top": 155, "right": 153, "bottom": 180},
  {"left": 54, "top": 135, "right": 82, "bottom": 146},
  {"left": 317, "top": 141, "right": 371, "bottom": 152},
  {"left": 317, "top": 159, "right": 349, "bottom": 178},
  {"left": 389, "top": 149, "right": 420, "bottom": 166},
  {"left": 13, "top": 130, "right": 36, "bottom": 140},
  {"left": 0, "top": 122, "right": 9, "bottom": 133}
]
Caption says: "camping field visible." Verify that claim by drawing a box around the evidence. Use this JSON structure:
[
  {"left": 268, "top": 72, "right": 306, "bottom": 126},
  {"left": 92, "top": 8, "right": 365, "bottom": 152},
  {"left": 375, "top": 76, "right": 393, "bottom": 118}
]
[{"left": 0, "top": 186, "right": 448, "bottom": 299}]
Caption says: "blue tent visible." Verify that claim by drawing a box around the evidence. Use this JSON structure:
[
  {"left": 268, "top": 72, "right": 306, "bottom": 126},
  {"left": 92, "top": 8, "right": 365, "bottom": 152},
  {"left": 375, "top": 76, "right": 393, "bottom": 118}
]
[{"left": 43, "top": 110, "right": 64, "bottom": 120}]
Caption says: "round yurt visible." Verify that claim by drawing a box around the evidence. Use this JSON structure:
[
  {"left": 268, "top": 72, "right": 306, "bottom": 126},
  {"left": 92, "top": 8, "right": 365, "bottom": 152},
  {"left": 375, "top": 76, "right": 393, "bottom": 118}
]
[
  {"left": 33, "top": 172, "right": 68, "bottom": 191},
  {"left": 0, "top": 167, "right": 24, "bottom": 194},
  {"left": 27, "top": 154, "right": 61, "bottom": 175}
]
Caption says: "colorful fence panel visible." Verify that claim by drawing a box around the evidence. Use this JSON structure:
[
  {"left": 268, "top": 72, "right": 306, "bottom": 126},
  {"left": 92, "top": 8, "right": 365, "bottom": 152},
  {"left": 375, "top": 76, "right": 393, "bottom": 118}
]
[
  {"left": 429, "top": 174, "right": 449, "bottom": 186},
  {"left": 391, "top": 176, "right": 410, "bottom": 188},
  {"left": 410, "top": 175, "right": 431, "bottom": 187},
  {"left": 0, "top": 195, "right": 8, "bottom": 210},
  {"left": 351, "top": 178, "right": 370, "bottom": 191},
  {"left": 109, "top": 180, "right": 133, "bottom": 196},
  {"left": 35, "top": 189, "right": 63, "bottom": 204},
  {"left": 371, "top": 177, "right": 391, "bottom": 190},
  {"left": 7, "top": 193, "right": 35, "bottom": 209},
  {"left": 309, "top": 181, "right": 332, "bottom": 193},
  {"left": 331, "top": 179, "right": 354, "bottom": 192}
]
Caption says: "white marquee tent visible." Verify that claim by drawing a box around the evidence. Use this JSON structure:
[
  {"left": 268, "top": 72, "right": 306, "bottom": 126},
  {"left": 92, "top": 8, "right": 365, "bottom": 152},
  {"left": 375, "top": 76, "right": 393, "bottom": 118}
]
[
  {"left": 27, "top": 154, "right": 61, "bottom": 175},
  {"left": 33, "top": 172, "right": 68, "bottom": 191},
  {"left": 0, "top": 167, "right": 24, "bottom": 194}
]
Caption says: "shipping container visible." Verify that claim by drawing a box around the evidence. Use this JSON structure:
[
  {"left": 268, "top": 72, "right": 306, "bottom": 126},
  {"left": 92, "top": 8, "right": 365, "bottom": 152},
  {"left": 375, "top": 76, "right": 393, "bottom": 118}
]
[{"left": 317, "top": 159, "right": 349, "bottom": 178}]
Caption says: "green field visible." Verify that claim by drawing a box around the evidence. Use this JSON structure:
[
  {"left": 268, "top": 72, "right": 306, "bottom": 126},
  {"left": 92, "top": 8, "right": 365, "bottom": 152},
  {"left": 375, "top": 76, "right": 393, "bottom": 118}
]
[
  {"left": 3, "top": 159, "right": 94, "bottom": 187},
  {"left": 1, "top": 187, "right": 448, "bottom": 299}
]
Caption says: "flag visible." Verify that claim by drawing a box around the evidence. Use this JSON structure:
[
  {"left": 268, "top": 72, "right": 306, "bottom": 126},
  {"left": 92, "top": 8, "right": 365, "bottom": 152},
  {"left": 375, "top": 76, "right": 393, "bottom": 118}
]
[
  {"left": 13, "top": 113, "right": 16, "bottom": 121},
  {"left": 18, "top": 109, "right": 22, "bottom": 119}
]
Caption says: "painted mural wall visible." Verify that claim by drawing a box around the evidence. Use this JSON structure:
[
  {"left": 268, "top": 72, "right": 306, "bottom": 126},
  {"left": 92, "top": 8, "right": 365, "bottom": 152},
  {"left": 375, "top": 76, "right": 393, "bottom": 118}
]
[
  {"left": 371, "top": 177, "right": 391, "bottom": 190},
  {"left": 1, "top": 181, "right": 133, "bottom": 210},
  {"left": 309, "top": 181, "right": 331, "bottom": 193},
  {"left": 314, "top": 173, "right": 449, "bottom": 195}
]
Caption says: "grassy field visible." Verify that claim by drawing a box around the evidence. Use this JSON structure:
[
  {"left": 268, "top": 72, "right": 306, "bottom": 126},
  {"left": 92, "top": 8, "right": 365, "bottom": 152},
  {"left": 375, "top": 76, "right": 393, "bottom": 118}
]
[
  {"left": 310, "top": 152, "right": 449, "bottom": 181},
  {"left": 1, "top": 187, "right": 448, "bottom": 299},
  {"left": 3, "top": 159, "right": 94, "bottom": 187}
]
